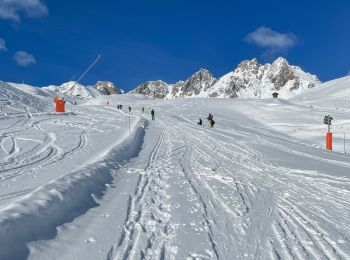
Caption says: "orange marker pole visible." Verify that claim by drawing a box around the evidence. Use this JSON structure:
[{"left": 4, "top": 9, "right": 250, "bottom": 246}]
[{"left": 326, "top": 132, "right": 332, "bottom": 151}]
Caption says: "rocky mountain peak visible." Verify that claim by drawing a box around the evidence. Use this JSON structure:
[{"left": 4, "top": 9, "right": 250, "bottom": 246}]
[
  {"left": 268, "top": 57, "right": 296, "bottom": 89},
  {"left": 130, "top": 80, "right": 169, "bottom": 99},
  {"left": 175, "top": 68, "right": 217, "bottom": 97},
  {"left": 95, "top": 81, "right": 121, "bottom": 95},
  {"left": 272, "top": 57, "right": 289, "bottom": 67},
  {"left": 236, "top": 58, "right": 261, "bottom": 74}
]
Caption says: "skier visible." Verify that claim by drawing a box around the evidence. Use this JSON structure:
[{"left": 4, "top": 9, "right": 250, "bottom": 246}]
[
  {"left": 207, "top": 113, "right": 215, "bottom": 127},
  {"left": 210, "top": 119, "right": 215, "bottom": 127},
  {"left": 197, "top": 118, "right": 202, "bottom": 125},
  {"left": 128, "top": 106, "right": 131, "bottom": 112},
  {"left": 151, "top": 109, "right": 155, "bottom": 120}
]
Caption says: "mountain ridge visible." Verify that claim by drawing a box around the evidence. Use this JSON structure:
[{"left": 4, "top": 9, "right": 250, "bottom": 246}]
[{"left": 129, "top": 57, "right": 320, "bottom": 99}]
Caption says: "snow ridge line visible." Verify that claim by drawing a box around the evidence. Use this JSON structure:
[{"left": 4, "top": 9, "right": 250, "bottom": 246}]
[{"left": 0, "top": 118, "right": 147, "bottom": 260}]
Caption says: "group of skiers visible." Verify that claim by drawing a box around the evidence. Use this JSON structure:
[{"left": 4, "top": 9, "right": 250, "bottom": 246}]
[
  {"left": 118, "top": 104, "right": 215, "bottom": 126},
  {"left": 198, "top": 113, "right": 215, "bottom": 127},
  {"left": 115, "top": 104, "right": 155, "bottom": 120}
]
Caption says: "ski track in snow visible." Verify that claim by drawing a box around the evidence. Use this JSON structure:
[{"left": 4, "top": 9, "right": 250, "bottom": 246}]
[
  {"left": 104, "top": 107, "right": 350, "bottom": 259},
  {"left": 1, "top": 92, "right": 350, "bottom": 259}
]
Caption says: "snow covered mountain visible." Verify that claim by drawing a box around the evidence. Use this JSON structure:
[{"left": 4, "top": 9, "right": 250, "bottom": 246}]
[
  {"left": 43, "top": 81, "right": 101, "bottom": 99},
  {"left": 170, "top": 69, "right": 217, "bottom": 98},
  {"left": 129, "top": 57, "right": 320, "bottom": 99},
  {"left": 130, "top": 80, "right": 169, "bottom": 99},
  {"left": 94, "top": 81, "right": 123, "bottom": 95},
  {"left": 209, "top": 57, "right": 320, "bottom": 98}
]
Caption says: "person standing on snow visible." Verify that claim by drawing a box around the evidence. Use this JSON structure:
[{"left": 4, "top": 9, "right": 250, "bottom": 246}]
[
  {"left": 207, "top": 113, "right": 215, "bottom": 127},
  {"left": 151, "top": 109, "right": 155, "bottom": 120}
]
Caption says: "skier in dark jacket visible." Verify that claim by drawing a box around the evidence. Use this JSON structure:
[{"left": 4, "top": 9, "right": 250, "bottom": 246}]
[
  {"left": 151, "top": 109, "right": 155, "bottom": 120},
  {"left": 207, "top": 113, "right": 215, "bottom": 127},
  {"left": 197, "top": 118, "right": 202, "bottom": 125}
]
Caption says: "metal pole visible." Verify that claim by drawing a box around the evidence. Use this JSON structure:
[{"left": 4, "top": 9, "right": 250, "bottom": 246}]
[
  {"left": 77, "top": 54, "right": 101, "bottom": 83},
  {"left": 129, "top": 110, "right": 131, "bottom": 135},
  {"left": 65, "top": 54, "right": 101, "bottom": 97},
  {"left": 328, "top": 114, "right": 330, "bottom": 133}
]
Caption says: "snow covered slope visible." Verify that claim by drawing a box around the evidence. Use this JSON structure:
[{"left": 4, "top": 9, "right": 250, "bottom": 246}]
[
  {"left": 7, "top": 82, "right": 57, "bottom": 99},
  {"left": 130, "top": 57, "right": 320, "bottom": 99},
  {"left": 292, "top": 75, "right": 350, "bottom": 108},
  {"left": 1, "top": 76, "right": 350, "bottom": 260},
  {"left": 0, "top": 81, "right": 50, "bottom": 113}
]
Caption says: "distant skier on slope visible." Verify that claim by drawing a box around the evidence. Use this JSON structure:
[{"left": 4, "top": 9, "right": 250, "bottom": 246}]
[
  {"left": 207, "top": 113, "right": 215, "bottom": 127},
  {"left": 151, "top": 109, "right": 155, "bottom": 120},
  {"left": 128, "top": 106, "right": 131, "bottom": 112},
  {"left": 197, "top": 118, "right": 203, "bottom": 125}
]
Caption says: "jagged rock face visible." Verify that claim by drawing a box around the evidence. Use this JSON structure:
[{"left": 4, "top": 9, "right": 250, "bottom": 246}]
[
  {"left": 129, "top": 57, "right": 320, "bottom": 99},
  {"left": 172, "top": 69, "right": 217, "bottom": 98},
  {"left": 130, "top": 80, "right": 169, "bottom": 99},
  {"left": 171, "top": 81, "right": 185, "bottom": 97},
  {"left": 209, "top": 57, "right": 320, "bottom": 98},
  {"left": 236, "top": 58, "right": 260, "bottom": 75},
  {"left": 95, "top": 81, "right": 121, "bottom": 95},
  {"left": 268, "top": 58, "right": 296, "bottom": 89}
]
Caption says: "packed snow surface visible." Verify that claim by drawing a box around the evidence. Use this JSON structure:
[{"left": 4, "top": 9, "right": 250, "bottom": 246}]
[{"left": 1, "top": 79, "right": 350, "bottom": 259}]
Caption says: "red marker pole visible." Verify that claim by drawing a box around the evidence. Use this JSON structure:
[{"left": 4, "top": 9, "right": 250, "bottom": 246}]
[
  {"left": 325, "top": 114, "right": 332, "bottom": 151},
  {"left": 326, "top": 132, "right": 332, "bottom": 150}
]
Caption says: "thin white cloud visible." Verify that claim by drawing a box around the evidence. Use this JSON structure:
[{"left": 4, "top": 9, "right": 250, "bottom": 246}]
[
  {"left": 0, "top": 38, "right": 7, "bottom": 51},
  {"left": 0, "top": 0, "right": 48, "bottom": 22},
  {"left": 14, "top": 51, "right": 36, "bottom": 66},
  {"left": 245, "top": 26, "right": 297, "bottom": 57}
]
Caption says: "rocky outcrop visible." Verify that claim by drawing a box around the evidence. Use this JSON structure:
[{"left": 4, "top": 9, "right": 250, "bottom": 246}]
[
  {"left": 171, "top": 69, "right": 217, "bottom": 98},
  {"left": 129, "top": 80, "right": 169, "bottom": 99},
  {"left": 95, "top": 81, "right": 121, "bottom": 95},
  {"left": 208, "top": 57, "right": 320, "bottom": 98}
]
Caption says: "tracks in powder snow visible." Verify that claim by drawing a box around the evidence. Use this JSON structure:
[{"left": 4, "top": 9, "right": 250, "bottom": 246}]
[
  {"left": 110, "top": 130, "right": 177, "bottom": 259},
  {"left": 0, "top": 118, "right": 146, "bottom": 260},
  {"left": 143, "top": 113, "right": 350, "bottom": 259},
  {"left": 4, "top": 102, "right": 349, "bottom": 259}
]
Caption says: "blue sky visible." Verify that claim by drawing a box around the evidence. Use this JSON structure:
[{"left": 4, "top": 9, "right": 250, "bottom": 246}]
[{"left": 0, "top": 0, "right": 349, "bottom": 91}]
